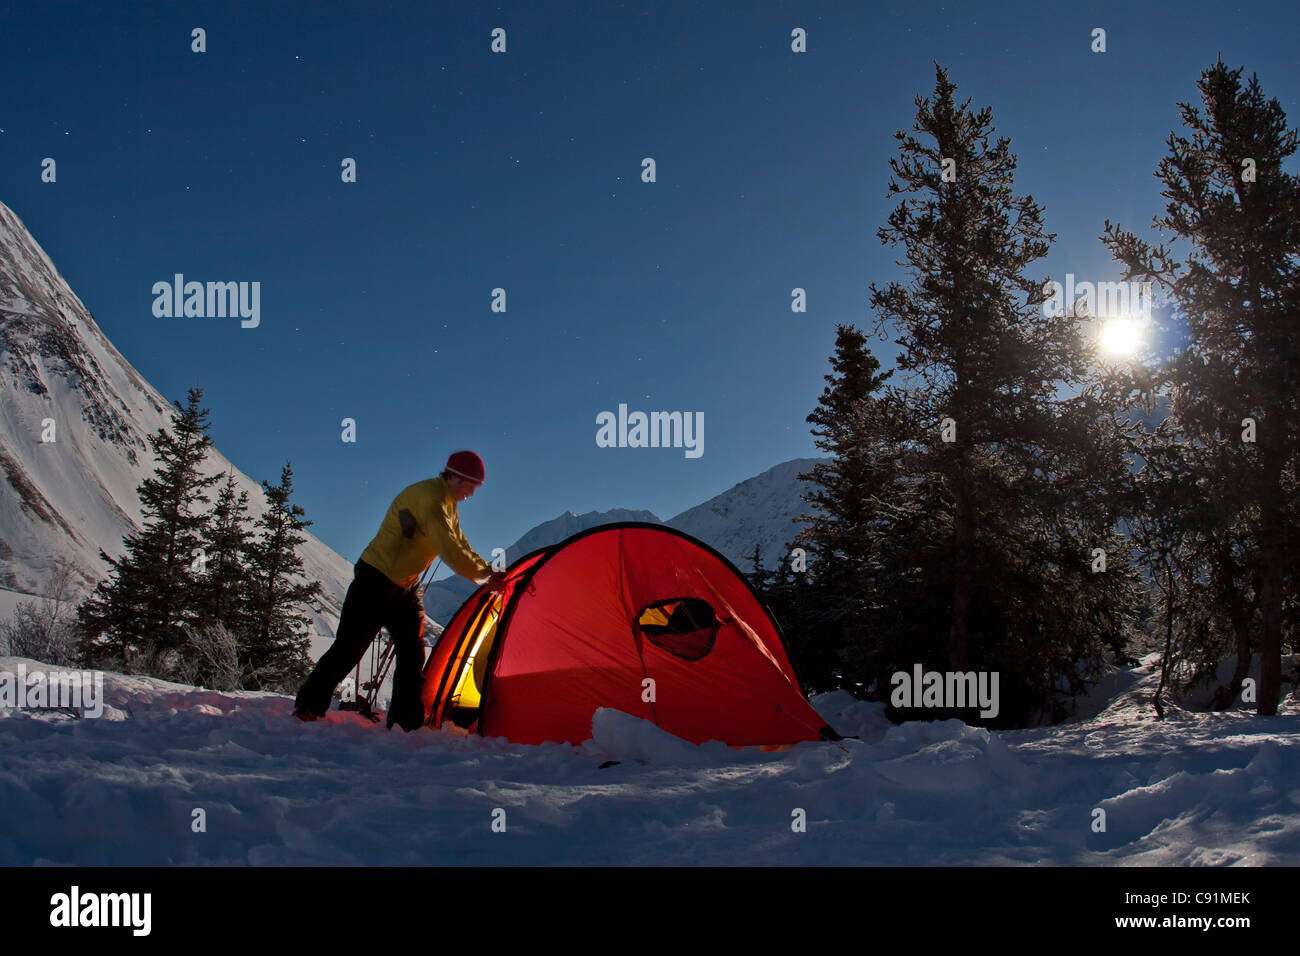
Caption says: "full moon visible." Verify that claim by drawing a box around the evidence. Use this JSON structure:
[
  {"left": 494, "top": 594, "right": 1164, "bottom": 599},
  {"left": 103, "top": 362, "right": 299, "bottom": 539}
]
[{"left": 1099, "top": 317, "right": 1143, "bottom": 357}]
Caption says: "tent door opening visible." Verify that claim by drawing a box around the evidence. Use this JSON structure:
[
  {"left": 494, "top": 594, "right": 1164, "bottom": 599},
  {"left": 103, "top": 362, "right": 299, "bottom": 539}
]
[{"left": 444, "top": 594, "right": 503, "bottom": 731}]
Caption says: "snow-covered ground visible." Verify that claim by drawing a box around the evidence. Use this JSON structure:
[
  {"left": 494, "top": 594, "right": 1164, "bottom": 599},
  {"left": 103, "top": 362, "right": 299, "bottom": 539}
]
[{"left": 1, "top": 653, "right": 1297, "bottom": 866}]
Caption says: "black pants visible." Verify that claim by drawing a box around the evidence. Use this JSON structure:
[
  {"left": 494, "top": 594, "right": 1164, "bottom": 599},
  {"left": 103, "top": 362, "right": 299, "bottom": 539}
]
[{"left": 294, "top": 560, "right": 427, "bottom": 730}]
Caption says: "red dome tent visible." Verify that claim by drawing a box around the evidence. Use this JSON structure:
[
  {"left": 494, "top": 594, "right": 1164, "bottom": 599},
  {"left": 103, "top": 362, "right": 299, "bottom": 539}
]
[{"left": 420, "top": 523, "right": 840, "bottom": 747}]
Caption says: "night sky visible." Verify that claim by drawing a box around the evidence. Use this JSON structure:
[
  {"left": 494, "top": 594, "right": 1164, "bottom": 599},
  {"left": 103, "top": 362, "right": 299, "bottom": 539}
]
[{"left": 3, "top": 0, "right": 1296, "bottom": 571}]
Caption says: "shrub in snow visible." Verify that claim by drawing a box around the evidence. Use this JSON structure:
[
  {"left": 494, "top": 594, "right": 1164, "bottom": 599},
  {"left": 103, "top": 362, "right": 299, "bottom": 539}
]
[{"left": 0, "top": 559, "right": 80, "bottom": 667}]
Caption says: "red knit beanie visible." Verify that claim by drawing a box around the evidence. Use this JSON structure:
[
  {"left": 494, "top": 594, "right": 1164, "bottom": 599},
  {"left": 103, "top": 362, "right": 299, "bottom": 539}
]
[{"left": 445, "top": 450, "right": 485, "bottom": 484}]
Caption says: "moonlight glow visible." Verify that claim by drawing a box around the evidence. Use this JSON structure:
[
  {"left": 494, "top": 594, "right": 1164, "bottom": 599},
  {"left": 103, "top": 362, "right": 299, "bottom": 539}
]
[{"left": 1099, "top": 317, "right": 1143, "bottom": 357}]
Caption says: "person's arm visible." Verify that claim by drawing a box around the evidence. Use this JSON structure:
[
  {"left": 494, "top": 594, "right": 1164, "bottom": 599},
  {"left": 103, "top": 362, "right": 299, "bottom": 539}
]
[{"left": 419, "top": 491, "right": 492, "bottom": 584}]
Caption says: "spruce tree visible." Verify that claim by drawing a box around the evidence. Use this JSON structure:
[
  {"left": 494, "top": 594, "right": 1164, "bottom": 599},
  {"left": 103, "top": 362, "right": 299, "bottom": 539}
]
[
  {"left": 242, "top": 463, "right": 323, "bottom": 691},
  {"left": 863, "top": 65, "right": 1142, "bottom": 723},
  {"left": 196, "top": 471, "right": 253, "bottom": 636},
  {"left": 77, "top": 388, "right": 220, "bottom": 672},
  {"left": 1103, "top": 60, "right": 1299, "bottom": 715},
  {"left": 788, "top": 324, "right": 901, "bottom": 696}
]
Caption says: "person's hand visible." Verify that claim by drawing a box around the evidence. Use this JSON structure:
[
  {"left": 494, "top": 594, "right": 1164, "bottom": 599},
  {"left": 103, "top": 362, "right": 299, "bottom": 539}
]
[{"left": 485, "top": 571, "right": 507, "bottom": 592}]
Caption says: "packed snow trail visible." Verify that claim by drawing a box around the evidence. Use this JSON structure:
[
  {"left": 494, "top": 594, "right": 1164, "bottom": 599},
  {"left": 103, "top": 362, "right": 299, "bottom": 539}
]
[{"left": 1, "top": 655, "right": 1298, "bottom": 865}]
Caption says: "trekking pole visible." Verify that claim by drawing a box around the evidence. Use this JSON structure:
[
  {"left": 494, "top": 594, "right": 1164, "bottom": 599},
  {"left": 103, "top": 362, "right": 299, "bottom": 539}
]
[
  {"left": 417, "top": 558, "right": 443, "bottom": 638},
  {"left": 361, "top": 640, "right": 396, "bottom": 713}
]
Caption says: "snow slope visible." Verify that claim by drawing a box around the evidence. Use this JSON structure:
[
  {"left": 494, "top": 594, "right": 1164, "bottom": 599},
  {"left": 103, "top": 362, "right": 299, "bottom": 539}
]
[
  {"left": 0, "top": 200, "right": 352, "bottom": 657},
  {"left": 2, "top": 652, "right": 1296, "bottom": 866},
  {"left": 666, "top": 456, "right": 822, "bottom": 573}
]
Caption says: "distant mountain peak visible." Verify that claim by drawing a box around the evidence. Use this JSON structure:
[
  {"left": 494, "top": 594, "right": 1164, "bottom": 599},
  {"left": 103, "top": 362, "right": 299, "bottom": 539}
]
[{"left": 667, "top": 457, "right": 825, "bottom": 570}]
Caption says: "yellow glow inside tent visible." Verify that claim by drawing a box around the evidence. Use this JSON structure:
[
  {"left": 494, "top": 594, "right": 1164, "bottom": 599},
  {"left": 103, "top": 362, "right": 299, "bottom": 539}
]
[
  {"left": 449, "top": 597, "right": 501, "bottom": 711},
  {"left": 638, "top": 604, "right": 674, "bottom": 628}
]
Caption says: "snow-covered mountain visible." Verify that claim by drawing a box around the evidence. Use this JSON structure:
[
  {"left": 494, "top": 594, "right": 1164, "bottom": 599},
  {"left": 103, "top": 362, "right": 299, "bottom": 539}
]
[
  {"left": 507, "top": 507, "right": 661, "bottom": 558},
  {"left": 666, "top": 456, "right": 822, "bottom": 574},
  {"left": 0, "top": 200, "right": 352, "bottom": 657},
  {"left": 422, "top": 458, "right": 825, "bottom": 623}
]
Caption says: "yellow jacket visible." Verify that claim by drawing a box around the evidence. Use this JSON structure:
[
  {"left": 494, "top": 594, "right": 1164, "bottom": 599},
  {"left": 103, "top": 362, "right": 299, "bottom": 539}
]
[{"left": 359, "top": 476, "right": 492, "bottom": 589}]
